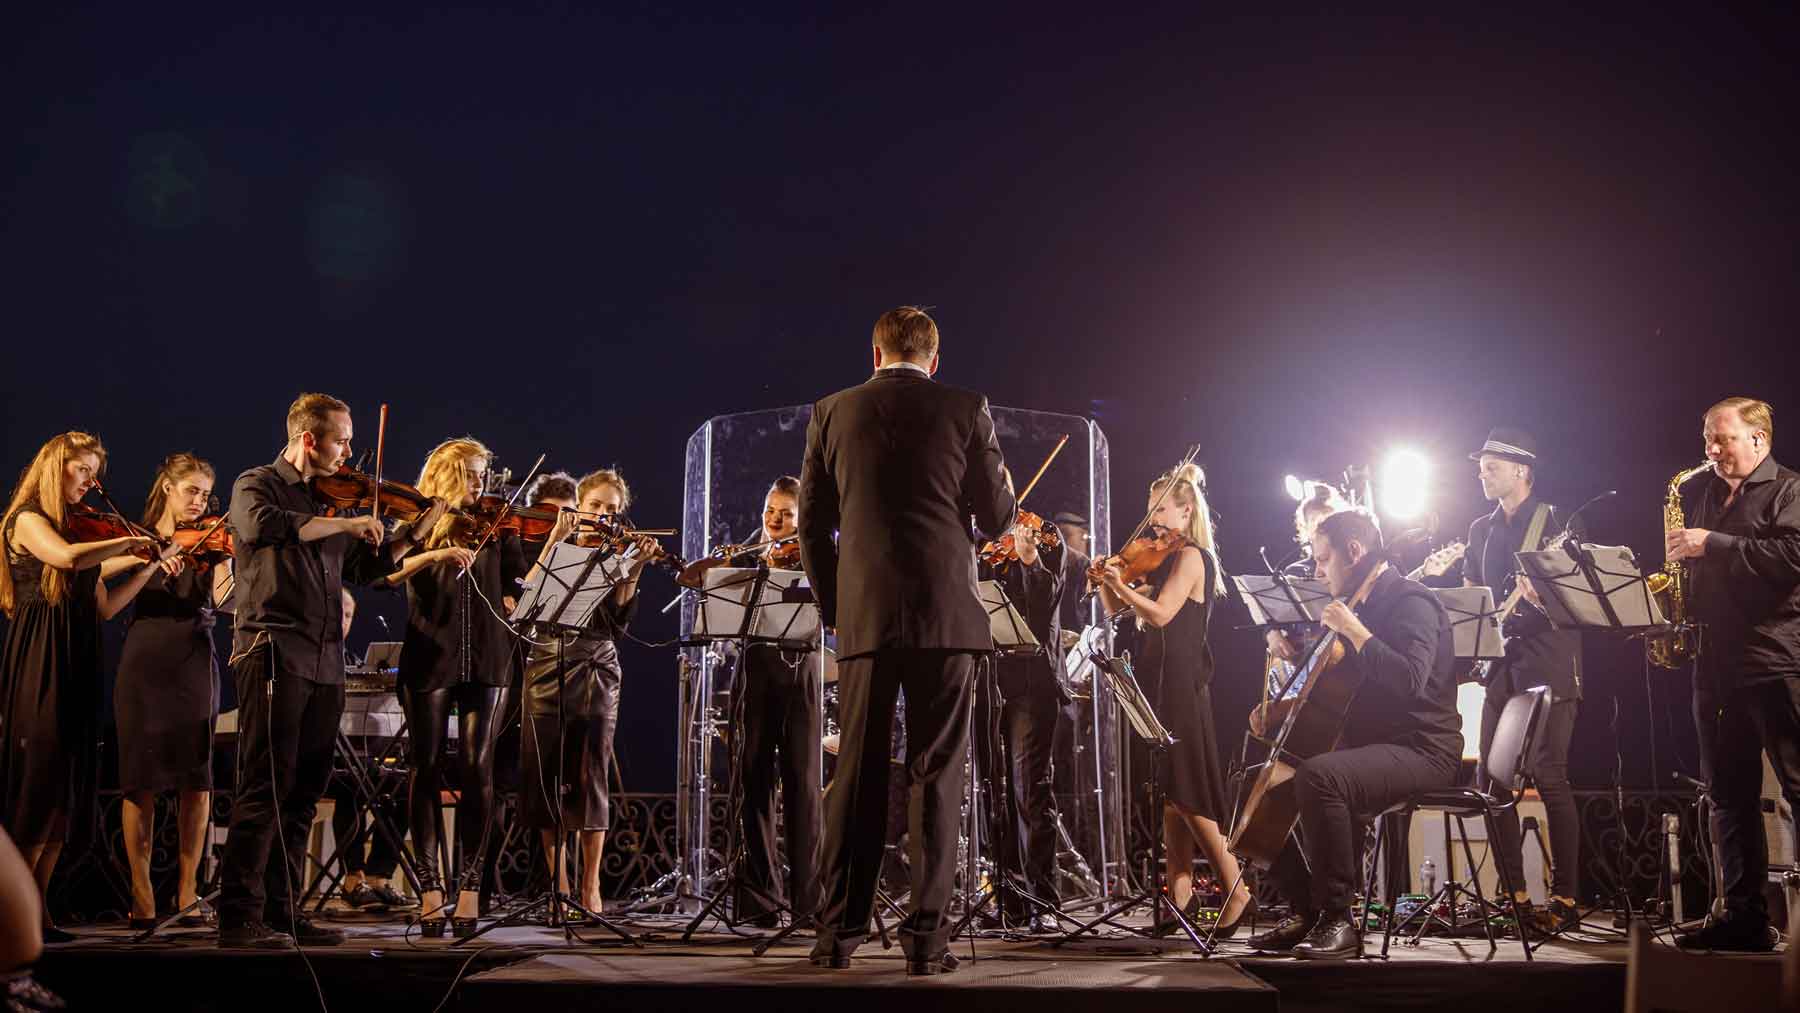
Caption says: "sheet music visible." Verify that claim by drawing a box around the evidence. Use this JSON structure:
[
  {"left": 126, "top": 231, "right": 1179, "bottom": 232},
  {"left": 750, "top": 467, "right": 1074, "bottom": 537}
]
[
  {"left": 1235, "top": 575, "right": 1330, "bottom": 626},
  {"left": 1517, "top": 543, "right": 1667, "bottom": 629},
  {"left": 510, "top": 541, "right": 638, "bottom": 629},
  {"left": 693, "top": 566, "right": 820, "bottom": 644},
  {"left": 979, "top": 579, "right": 1039, "bottom": 651}
]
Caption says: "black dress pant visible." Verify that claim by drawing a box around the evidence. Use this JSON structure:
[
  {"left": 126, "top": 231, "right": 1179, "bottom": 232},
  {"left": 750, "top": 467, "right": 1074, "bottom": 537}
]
[
  {"left": 814, "top": 649, "right": 977, "bottom": 960},
  {"left": 219, "top": 645, "right": 343, "bottom": 930},
  {"left": 1269, "top": 743, "right": 1459, "bottom": 917},
  {"left": 980, "top": 656, "right": 1060, "bottom": 914},
  {"left": 735, "top": 646, "right": 823, "bottom": 921},
  {"left": 1482, "top": 686, "right": 1580, "bottom": 899},
  {"left": 1695, "top": 673, "right": 1800, "bottom": 925}
]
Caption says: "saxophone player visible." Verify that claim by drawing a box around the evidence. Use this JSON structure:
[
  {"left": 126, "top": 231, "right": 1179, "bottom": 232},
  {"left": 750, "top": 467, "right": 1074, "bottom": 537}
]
[{"left": 1666, "top": 396, "right": 1800, "bottom": 952}]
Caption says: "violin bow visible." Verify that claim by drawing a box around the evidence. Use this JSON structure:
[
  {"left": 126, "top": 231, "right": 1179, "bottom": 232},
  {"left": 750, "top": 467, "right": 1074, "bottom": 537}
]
[
  {"left": 1014, "top": 433, "right": 1070, "bottom": 509},
  {"left": 1117, "top": 443, "right": 1202, "bottom": 551},
  {"left": 90, "top": 483, "right": 165, "bottom": 546},
  {"left": 371, "top": 403, "right": 389, "bottom": 527}
]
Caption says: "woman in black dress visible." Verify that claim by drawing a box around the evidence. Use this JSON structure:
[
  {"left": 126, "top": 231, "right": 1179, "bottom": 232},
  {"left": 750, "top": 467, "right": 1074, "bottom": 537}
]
[
  {"left": 518, "top": 468, "right": 660, "bottom": 917},
  {"left": 115, "top": 453, "right": 232, "bottom": 928},
  {"left": 1, "top": 432, "right": 176, "bottom": 940},
  {"left": 385, "top": 438, "right": 528, "bottom": 937},
  {"left": 1092, "top": 463, "right": 1252, "bottom": 934}
]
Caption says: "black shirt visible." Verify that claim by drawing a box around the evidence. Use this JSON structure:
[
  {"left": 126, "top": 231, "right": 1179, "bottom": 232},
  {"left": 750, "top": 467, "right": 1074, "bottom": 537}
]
[
  {"left": 228, "top": 455, "right": 402, "bottom": 684},
  {"left": 1460, "top": 495, "right": 1584, "bottom": 701},
  {"left": 1687, "top": 454, "right": 1800, "bottom": 684},
  {"left": 399, "top": 532, "right": 530, "bottom": 691},
  {"left": 982, "top": 540, "right": 1089, "bottom": 699},
  {"left": 1343, "top": 566, "right": 1463, "bottom": 764}
]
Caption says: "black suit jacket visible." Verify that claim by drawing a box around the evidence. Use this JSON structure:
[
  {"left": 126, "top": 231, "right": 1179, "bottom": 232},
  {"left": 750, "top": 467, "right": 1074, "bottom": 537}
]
[{"left": 798, "top": 367, "right": 1017, "bottom": 660}]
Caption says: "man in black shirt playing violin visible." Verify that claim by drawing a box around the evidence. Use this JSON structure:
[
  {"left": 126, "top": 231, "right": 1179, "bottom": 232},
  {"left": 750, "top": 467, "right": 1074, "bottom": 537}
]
[
  {"left": 1247, "top": 510, "right": 1461, "bottom": 959},
  {"left": 218, "top": 393, "right": 449, "bottom": 949}
]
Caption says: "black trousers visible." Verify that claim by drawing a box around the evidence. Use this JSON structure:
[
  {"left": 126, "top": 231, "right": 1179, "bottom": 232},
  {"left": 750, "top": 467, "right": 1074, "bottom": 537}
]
[
  {"left": 218, "top": 645, "right": 344, "bottom": 930},
  {"left": 735, "top": 647, "right": 823, "bottom": 921},
  {"left": 1482, "top": 686, "right": 1579, "bottom": 899},
  {"left": 1695, "top": 673, "right": 1800, "bottom": 925},
  {"left": 814, "top": 649, "right": 977, "bottom": 961},
  {"left": 975, "top": 656, "right": 1060, "bottom": 914},
  {"left": 1270, "top": 743, "right": 1459, "bottom": 917},
  {"left": 403, "top": 683, "right": 510, "bottom": 892}
]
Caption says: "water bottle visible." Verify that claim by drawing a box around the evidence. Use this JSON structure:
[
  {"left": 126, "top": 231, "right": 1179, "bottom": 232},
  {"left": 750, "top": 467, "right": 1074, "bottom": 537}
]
[{"left": 1420, "top": 856, "right": 1438, "bottom": 896}]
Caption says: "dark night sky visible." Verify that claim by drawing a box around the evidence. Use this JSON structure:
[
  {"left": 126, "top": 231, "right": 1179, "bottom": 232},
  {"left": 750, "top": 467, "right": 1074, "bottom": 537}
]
[{"left": 6, "top": 7, "right": 1798, "bottom": 790}]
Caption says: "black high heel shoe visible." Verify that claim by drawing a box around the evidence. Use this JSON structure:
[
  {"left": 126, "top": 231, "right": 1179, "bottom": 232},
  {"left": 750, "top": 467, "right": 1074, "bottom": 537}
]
[
  {"left": 450, "top": 861, "right": 482, "bottom": 938},
  {"left": 415, "top": 869, "right": 448, "bottom": 939},
  {"left": 1212, "top": 891, "right": 1257, "bottom": 940}
]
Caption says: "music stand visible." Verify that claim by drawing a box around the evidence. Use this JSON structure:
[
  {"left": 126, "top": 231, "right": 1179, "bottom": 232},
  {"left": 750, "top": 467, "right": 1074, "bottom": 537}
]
[
  {"left": 1433, "top": 586, "right": 1506, "bottom": 663},
  {"left": 1053, "top": 649, "right": 1212, "bottom": 953},
  {"left": 682, "top": 563, "right": 826, "bottom": 942},
  {"left": 1518, "top": 539, "right": 1673, "bottom": 930},
  {"left": 1234, "top": 574, "right": 1331, "bottom": 630},
  {"left": 952, "top": 578, "right": 1083, "bottom": 938},
  {"left": 455, "top": 540, "right": 643, "bottom": 947}
]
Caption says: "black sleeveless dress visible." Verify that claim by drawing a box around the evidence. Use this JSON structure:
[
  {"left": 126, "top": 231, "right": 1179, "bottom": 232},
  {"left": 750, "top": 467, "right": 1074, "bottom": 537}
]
[
  {"left": 115, "top": 564, "right": 218, "bottom": 792},
  {"left": 1, "top": 506, "right": 103, "bottom": 846},
  {"left": 1136, "top": 548, "right": 1228, "bottom": 821}
]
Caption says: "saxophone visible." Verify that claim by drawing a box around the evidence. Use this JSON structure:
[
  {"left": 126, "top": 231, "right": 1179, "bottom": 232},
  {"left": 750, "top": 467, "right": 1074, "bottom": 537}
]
[{"left": 1645, "top": 461, "right": 1715, "bottom": 669}]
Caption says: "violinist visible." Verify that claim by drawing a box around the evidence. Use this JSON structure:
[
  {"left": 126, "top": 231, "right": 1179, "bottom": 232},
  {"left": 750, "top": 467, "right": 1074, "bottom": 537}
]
[
  {"left": 518, "top": 468, "right": 661, "bottom": 918},
  {"left": 1246, "top": 510, "right": 1460, "bottom": 959},
  {"left": 216, "top": 393, "right": 451, "bottom": 950},
  {"left": 726, "top": 476, "right": 822, "bottom": 928},
  {"left": 1, "top": 432, "right": 180, "bottom": 943},
  {"left": 973, "top": 468, "right": 1088, "bottom": 932},
  {"left": 383, "top": 438, "right": 529, "bottom": 937},
  {"left": 115, "top": 453, "right": 232, "bottom": 929},
  {"left": 1090, "top": 463, "right": 1251, "bottom": 937}
]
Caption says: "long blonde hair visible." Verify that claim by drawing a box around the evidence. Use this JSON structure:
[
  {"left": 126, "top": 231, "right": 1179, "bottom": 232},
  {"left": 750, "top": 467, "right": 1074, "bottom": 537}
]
[
  {"left": 1149, "top": 462, "right": 1227, "bottom": 597},
  {"left": 416, "top": 437, "right": 491, "bottom": 549},
  {"left": 1, "top": 431, "right": 107, "bottom": 616}
]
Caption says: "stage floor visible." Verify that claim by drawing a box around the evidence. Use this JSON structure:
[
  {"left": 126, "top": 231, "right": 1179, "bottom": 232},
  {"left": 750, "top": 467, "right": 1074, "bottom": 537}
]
[{"left": 27, "top": 907, "right": 1734, "bottom": 1012}]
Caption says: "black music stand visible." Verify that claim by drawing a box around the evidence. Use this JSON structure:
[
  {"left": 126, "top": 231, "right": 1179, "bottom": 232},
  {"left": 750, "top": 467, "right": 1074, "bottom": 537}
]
[
  {"left": 1052, "top": 649, "right": 1211, "bottom": 953},
  {"left": 455, "top": 540, "right": 643, "bottom": 947},
  {"left": 1518, "top": 539, "right": 1676, "bottom": 931},
  {"left": 300, "top": 713, "right": 421, "bottom": 912},
  {"left": 952, "top": 578, "right": 1080, "bottom": 937},
  {"left": 680, "top": 563, "right": 823, "bottom": 942}
]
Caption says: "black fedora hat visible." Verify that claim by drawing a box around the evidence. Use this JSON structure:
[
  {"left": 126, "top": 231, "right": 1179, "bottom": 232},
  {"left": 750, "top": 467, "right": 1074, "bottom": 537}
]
[{"left": 1469, "top": 427, "right": 1538, "bottom": 465}]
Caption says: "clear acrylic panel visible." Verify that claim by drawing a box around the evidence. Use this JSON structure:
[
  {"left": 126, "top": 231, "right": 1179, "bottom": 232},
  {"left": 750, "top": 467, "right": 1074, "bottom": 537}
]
[{"left": 675, "top": 402, "right": 1124, "bottom": 899}]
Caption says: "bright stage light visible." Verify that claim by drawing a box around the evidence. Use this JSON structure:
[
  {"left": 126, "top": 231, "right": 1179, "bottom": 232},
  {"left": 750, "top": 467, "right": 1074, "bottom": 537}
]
[
  {"left": 1284, "top": 474, "right": 1305, "bottom": 501},
  {"left": 1381, "top": 449, "right": 1431, "bottom": 520}
]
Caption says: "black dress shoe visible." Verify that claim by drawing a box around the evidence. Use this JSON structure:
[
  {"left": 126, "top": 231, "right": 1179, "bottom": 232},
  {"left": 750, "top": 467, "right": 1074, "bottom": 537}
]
[
  {"left": 287, "top": 917, "right": 346, "bottom": 946},
  {"left": 1292, "top": 913, "right": 1361, "bottom": 960},
  {"left": 809, "top": 952, "right": 852, "bottom": 969},
  {"left": 218, "top": 922, "right": 295, "bottom": 949},
  {"left": 128, "top": 916, "right": 159, "bottom": 931},
  {"left": 367, "top": 883, "right": 411, "bottom": 908},
  {"left": 907, "top": 949, "right": 960, "bottom": 976},
  {"left": 1246, "top": 913, "right": 1316, "bottom": 952},
  {"left": 40, "top": 925, "right": 76, "bottom": 945},
  {"left": 1676, "top": 914, "right": 1776, "bottom": 953}
]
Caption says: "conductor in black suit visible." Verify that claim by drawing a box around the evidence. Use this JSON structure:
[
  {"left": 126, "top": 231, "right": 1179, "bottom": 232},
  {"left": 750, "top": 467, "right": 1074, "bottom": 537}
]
[{"left": 798, "top": 306, "right": 1016, "bottom": 974}]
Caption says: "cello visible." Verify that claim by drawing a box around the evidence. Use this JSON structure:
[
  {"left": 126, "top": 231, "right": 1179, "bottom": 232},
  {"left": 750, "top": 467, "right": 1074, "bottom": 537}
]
[{"left": 1227, "top": 558, "right": 1383, "bottom": 865}]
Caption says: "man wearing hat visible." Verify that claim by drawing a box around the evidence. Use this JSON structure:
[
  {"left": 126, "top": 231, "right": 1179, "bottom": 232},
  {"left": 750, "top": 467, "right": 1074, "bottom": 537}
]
[{"left": 1449, "top": 427, "right": 1585, "bottom": 934}]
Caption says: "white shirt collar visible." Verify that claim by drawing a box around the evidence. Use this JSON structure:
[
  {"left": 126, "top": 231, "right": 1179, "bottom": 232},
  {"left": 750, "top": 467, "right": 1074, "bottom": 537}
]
[{"left": 876, "top": 360, "right": 931, "bottom": 377}]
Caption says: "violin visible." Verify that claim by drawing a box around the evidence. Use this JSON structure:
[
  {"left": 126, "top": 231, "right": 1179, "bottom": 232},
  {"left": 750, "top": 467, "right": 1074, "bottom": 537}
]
[
  {"left": 311, "top": 466, "right": 436, "bottom": 521},
  {"left": 1089, "top": 526, "right": 1195, "bottom": 589},
  {"left": 575, "top": 515, "right": 687, "bottom": 577},
  {"left": 172, "top": 517, "right": 235, "bottom": 568},
  {"left": 674, "top": 535, "right": 798, "bottom": 588},
  {"left": 63, "top": 503, "right": 160, "bottom": 560},
  {"left": 458, "top": 495, "right": 565, "bottom": 542},
  {"left": 979, "top": 509, "right": 1062, "bottom": 567}
]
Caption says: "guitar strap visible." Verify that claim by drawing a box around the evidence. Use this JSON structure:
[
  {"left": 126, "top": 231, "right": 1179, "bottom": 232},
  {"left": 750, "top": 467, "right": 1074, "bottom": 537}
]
[{"left": 1519, "top": 501, "right": 1553, "bottom": 556}]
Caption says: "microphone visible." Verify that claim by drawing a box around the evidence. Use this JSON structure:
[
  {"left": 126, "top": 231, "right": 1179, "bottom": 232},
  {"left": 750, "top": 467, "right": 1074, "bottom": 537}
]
[
  {"left": 1561, "top": 490, "right": 1618, "bottom": 561},
  {"left": 1671, "top": 771, "right": 1707, "bottom": 793}
]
